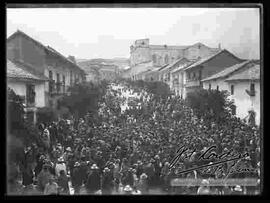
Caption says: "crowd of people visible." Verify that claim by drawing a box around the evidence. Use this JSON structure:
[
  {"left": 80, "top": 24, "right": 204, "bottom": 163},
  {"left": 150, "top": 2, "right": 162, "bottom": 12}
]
[{"left": 7, "top": 81, "right": 261, "bottom": 195}]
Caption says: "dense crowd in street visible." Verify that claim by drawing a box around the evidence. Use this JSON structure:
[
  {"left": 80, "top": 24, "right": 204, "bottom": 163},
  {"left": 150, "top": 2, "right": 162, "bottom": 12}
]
[{"left": 7, "top": 81, "right": 261, "bottom": 195}]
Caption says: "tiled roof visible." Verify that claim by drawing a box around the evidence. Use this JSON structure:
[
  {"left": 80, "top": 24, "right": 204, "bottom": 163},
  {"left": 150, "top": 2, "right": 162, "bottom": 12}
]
[
  {"left": 7, "top": 59, "right": 49, "bottom": 81},
  {"left": 201, "top": 60, "right": 251, "bottom": 82},
  {"left": 171, "top": 59, "right": 198, "bottom": 74},
  {"left": 7, "top": 30, "right": 85, "bottom": 74},
  {"left": 184, "top": 49, "right": 241, "bottom": 71},
  {"left": 225, "top": 64, "right": 260, "bottom": 81},
  {"left": 158, "top": 64, "right": 169, "bottom": 71},
  {"left": 161, "top": 57, "right": 190, "bottom": 73}
]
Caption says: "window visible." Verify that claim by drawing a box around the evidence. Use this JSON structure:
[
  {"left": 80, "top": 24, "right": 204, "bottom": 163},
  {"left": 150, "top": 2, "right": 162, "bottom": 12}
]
[
  {"left": 152, "top": 54, "right": 157, "bottom": 63},
  {"left": 49, "top": 70, "right": 53, "bottom": 80},
  {"left": 209, "top": 83, "right": 211, "bottom": 90},
  {"left": 56, "top": 73, "right": 60, "bottom": 93},
  {"left": 165, "top": 55, "right": 169, "bottom": 64},
  {"left": 250, "top": 83, "right": 255, "bottom": 92},
  {"left": 217, "top": 85, "right": 219, "bottom": 91},
  {"left": 70, "top": 71, "right": 73, "bottom": 85},
  {"left": 231, "top": 85, "right": 234, "bottom": 95},
  {"left": 26, "top": 84, "right": 35, "bottom": 106},
  {"left": 193, "top": 72, "right": 196, "bottom": 79},
  {"left": 62, "top": 75, "right": 65, "bottom": 93},
  {"left": 48, "top": 70, "right": 53, "bottom": 93},
  {"left": 199, "top": 70, "right": 202, "bottom": 80}
]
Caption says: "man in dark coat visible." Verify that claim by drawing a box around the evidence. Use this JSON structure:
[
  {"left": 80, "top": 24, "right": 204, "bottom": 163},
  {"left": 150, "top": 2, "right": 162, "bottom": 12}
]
[
  {"left": 71, "top": 162, "right": 84, "bottom": 194},
  {"left": 101, "top": 167, "right": 114, "bottom": 194},
  {"left": 85, "top": 164, "right": 101, "bottom": 194}
]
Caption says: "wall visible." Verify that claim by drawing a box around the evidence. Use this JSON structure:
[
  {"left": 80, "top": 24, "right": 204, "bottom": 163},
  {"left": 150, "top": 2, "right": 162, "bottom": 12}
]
[
  {"left": 150, "top": 48, "right": 183, "bottom": 67},
  {"left": 7, "top": 80, "right": 46, "bottom": 108},
  {"left": 228, "top": 81, "right": 260, "bottom": 125},
  {"left": 202, "top": 79, "right": 229, "bottom": 92},
  {"left": 34, "top": 82, "right": 46, "bottom": 107},
  {"left": 184, "top": 44, "right": 218, "bottom": 60},
  {"left": 7, "top": 36, "right": 21, "bottom": 61},
  {"left": 130, "top": 47, "right": 151, "bottom": 67}
]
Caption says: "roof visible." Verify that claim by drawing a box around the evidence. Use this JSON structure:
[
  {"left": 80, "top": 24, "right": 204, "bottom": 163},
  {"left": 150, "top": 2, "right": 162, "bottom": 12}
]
[
  {"left": 158, "top": 64, "right": 169, "bottom": 71},
  {"left": 184, "top": 49, "right": 242, "bottom": 71},
  {"left": 225, "top": 64, "right": 260, "bottom": 82},
  {"left": 171, "top": 59, "right": 198, "bottom": 74},
  {"left": 201, "top": 60, "right": 251, "bottom": 82},
  {"left": 7, "top": 59, "right": 49, "bottom": 81},
  {"left": 161, "top": 57, "right": 190, "bottom": 73},
  {"left": 7, "top": 30, "right": 85, "bottom": 74}
]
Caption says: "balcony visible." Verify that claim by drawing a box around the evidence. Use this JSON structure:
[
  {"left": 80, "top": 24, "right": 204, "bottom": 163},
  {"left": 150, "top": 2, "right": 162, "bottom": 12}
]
[
  {"left": 185, "top": 79, "right": 201, "bottom": 87},
  {"left": 49, "top": 81, "right": 66, "bottom": 96}
]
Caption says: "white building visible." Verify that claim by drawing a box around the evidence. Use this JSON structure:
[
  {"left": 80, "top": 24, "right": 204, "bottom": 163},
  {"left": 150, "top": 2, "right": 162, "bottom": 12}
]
[
  {"left": 7, "top": 59, "right": 49, "bottom": 124},
  {"left": 201, "top": 60, "right": 260, "bottom": 125}
]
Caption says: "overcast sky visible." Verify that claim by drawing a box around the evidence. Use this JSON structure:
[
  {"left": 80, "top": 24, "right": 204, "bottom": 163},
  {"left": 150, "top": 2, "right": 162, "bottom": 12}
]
[{"left": 7, "top": 7, "right": 260, "bottom": 60}]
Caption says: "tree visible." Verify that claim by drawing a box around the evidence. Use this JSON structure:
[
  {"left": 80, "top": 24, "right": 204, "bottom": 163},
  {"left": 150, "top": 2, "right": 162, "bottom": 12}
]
[
  {"left": 186, "top": 89, "right": 234, "bottom": 123},
  {"left": 59, "top": 81, "right": 108, "bottom": 119}
]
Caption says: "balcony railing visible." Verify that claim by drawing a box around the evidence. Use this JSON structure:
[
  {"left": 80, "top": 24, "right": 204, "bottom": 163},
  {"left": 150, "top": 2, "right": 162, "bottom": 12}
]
[{"left": 185, "top": 80, "right": 201, "bottom": 87}]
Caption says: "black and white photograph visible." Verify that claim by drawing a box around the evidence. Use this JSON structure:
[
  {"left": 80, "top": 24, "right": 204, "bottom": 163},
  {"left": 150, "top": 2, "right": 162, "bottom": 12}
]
[{"left": 6, "top": 4, "right": 262, "bottom": 196}]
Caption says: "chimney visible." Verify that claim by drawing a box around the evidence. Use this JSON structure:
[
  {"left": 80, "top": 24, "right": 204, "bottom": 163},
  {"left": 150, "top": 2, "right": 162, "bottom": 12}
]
[
  {"left": 218, "top": 43, "right": 221, "bottom": 50},
  {"left": 68, "top": 55, "right": 76, "bottom": 64}
]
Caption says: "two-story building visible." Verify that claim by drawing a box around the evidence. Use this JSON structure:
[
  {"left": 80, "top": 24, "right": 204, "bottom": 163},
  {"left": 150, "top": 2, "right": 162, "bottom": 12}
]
[
  {"left": 7, "top": 30, "right": 86, "bottom": 111},
  {"left": 183, "top": 49, "right": 244, "bottom": 98},
  {"left": 201, "top": 60, "right": 260, "bottom": 125}
]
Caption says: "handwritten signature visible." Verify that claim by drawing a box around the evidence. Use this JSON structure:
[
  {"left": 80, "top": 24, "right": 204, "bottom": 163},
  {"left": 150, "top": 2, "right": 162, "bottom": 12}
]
[{"left": 169, "top": 145, "right": 256, "bottom": 177}]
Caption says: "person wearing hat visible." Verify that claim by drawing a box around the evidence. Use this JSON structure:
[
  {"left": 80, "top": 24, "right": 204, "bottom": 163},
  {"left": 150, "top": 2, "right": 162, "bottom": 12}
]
[
  {"left": 143, "top": 160, "right": 155, "bottom": 187},
  {"left": 37, "top": 163, "right": 53, "bottom": 192},
  {"left": 232, "top": 185, "right": 243, "bottom": 195},
  {"left": 57, "top": 170, "right": 70, "bottom": 195},
  {"left": 42, "top": 128, "right": 51, "bottom": 153},
  {"left": 102, "top": 167, "right": 114, "bottom": 194},
  {"left": 137, "top": 173, "right": 148, "bottom": 194},
  {"left": 85, "top": 164, "right": 101, "bottom": 194},
  {"left": 55, "top": 157, "right": 67, "bottom": 178},
  {"left": 123, "top": 185, "right": 133, "bottom": 195},
  {"left": 71, "top": 162, "right": 83, "bottom": 194},
  {"left": 160, "top": 162, "right": 170, "bottom": 191},
  {"left": 44, "top": 176, "right": 59, "bottom": 195}
]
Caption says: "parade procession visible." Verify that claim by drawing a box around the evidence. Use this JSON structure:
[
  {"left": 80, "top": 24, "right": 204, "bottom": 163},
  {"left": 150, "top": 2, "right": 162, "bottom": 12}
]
[{"left": 6, "top": 6, "right": 261, "bottom": 196}]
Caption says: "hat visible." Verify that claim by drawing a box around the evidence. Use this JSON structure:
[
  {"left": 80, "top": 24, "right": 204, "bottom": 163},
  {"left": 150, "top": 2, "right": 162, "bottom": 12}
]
[
  {"left": 140, "top": 173, "right": 148, "bottom": 179},
  {"left": 234, "top": 185, "right": 242, "bottom": 192},
  {"left": 123, "top": 185, "right": 133, "bottom": 192},
  {"left": 103, "top": 167, "right": 110, "bottom": 173},
  {"left": 74, "top": 162, "right": 80, "bottom": 167},
  {"left": 91, "top": 164, "right": 99, "bottom": 170},
  {"left": 58, "top": 157, "right": 65, "bottom": 162}
]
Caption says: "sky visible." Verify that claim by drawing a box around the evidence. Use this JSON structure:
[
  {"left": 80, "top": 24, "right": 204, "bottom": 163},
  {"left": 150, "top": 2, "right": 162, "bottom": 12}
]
[{"left": 7, "top": 7, "right": 260, "bottom": 60}]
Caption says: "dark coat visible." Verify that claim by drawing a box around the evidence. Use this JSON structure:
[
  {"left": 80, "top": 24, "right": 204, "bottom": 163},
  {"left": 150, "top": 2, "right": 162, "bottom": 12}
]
[{"left": 85, "top": 171, "right": 101, "bottom": 192}]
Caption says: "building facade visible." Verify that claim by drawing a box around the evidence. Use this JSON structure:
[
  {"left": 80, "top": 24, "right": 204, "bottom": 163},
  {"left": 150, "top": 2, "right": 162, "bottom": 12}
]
[
  {"left": 129, "top": 39, "right": 220, "bottom": 68},
  {"left": 7, "top": 59, "right": 49, "bottom": 124},
  {"left": 7, "top": 30, "right": 86, "bottom": 110},
  {"left": 202, "top": 61, "right": 260, "bottom": 125},
  {"left": 183, "top": 49, "right": 244, "bottom": 97}
]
